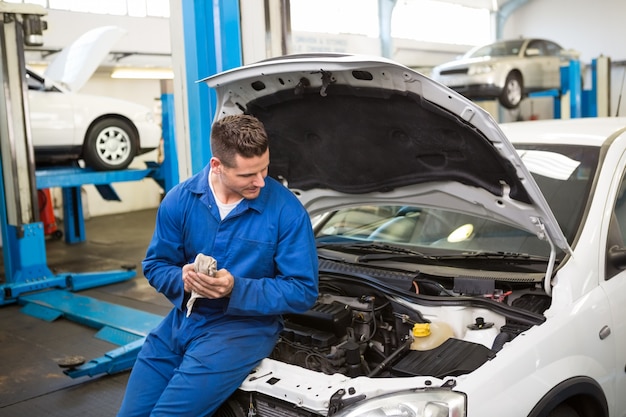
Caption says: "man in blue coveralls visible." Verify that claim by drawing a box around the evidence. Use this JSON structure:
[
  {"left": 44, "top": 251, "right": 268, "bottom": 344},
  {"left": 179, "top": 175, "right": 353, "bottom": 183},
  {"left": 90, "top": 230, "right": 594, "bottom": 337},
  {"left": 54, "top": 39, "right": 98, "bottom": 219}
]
[{"left": 117, "top": 114, "right": 319, "bottom": 416}]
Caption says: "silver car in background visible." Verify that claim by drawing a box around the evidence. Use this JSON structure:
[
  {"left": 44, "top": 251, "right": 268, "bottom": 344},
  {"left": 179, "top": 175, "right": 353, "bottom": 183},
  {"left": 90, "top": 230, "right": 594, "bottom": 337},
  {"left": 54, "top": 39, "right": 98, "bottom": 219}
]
[{"left": 431, "top": 38, "right": 578, "bottom": 109}]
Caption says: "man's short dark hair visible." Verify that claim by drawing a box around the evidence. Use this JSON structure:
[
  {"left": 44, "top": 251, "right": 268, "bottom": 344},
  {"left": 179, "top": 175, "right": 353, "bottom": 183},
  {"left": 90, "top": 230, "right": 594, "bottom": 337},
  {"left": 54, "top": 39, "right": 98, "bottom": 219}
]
[{"left": 211, "top": 114, "right": 269, "bottom": 167}]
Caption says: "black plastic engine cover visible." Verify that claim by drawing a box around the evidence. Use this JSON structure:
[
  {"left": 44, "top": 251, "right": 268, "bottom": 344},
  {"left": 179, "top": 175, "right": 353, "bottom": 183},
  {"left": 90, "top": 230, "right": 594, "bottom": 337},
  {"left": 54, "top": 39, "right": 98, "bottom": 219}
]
[
  {"left": 284, "top": 301, "right": 352, "bottom": 338},
  {"left": 391, "top": 338, "right": 495, "bottom": 378},
  {"left": 281, "top": 321, "right": 337, "bottom": 349}
]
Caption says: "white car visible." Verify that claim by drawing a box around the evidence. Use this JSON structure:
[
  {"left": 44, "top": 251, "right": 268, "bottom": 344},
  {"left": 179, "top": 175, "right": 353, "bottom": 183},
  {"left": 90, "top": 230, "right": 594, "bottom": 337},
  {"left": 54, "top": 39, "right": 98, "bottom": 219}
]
[
  {"left": 28, "top": 26, "right": 161, "bottom": 171},
  {"left": 431, "top": 38, "right": 577, "bottom": 109},
  {"left": 201, "top": 54, "right": 626, "bottom": 417}
]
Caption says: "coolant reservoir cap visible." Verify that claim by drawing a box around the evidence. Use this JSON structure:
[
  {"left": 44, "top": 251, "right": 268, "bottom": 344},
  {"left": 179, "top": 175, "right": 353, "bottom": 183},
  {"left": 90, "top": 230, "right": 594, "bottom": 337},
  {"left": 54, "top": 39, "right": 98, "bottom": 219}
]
[{"left": 412, "top": 323, "right": 431, "bottom": 337}]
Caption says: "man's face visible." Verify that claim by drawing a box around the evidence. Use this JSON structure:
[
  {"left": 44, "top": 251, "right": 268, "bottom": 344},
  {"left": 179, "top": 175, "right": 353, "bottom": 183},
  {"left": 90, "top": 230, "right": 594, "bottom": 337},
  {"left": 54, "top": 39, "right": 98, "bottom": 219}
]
[{"left": 213, "top": 150, "right": 270, "bottom": 200}]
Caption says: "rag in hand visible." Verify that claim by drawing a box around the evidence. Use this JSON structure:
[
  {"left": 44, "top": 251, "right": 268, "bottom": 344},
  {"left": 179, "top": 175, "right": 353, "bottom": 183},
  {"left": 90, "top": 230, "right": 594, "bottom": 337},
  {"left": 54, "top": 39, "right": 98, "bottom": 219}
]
[{"left": 186, "top": 253, "right": 217, "bottom": 317}]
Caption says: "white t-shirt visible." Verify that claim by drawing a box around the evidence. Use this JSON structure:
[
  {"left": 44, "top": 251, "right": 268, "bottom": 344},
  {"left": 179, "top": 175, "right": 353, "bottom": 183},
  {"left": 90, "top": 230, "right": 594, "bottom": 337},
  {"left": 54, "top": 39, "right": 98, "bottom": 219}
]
[{"left": 208, "top": 170, "right": 242, "bottom": 220}]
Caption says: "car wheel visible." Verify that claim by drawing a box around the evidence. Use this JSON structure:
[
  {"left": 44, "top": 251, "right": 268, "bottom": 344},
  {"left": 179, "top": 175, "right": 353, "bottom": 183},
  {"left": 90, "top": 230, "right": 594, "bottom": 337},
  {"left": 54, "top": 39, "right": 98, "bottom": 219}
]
[
  {"left": 83, "top": 118, "right": 137, "bottom": 171},
  {"left": 499, "top": 71, "right": 523, "bottom": 109},
  {"left": 547, "top": 404, "right": 580, "bottom": 417}
]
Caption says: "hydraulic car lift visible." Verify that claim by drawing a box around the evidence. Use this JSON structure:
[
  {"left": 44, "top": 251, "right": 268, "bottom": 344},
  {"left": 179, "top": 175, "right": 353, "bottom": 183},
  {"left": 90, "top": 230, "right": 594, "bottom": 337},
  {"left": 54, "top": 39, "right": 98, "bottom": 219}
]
[
  {"left": 0, "top": 4, "right": 178, "bottom": 305},
  {"left": 525, "top": 56, "right": 610, "bottom": 119},
  {"left": 1, "top": 0, "right": 242, "bottom": 379},
  {"left": 0, "top": 2, "right": 171, "bottom": 376}
]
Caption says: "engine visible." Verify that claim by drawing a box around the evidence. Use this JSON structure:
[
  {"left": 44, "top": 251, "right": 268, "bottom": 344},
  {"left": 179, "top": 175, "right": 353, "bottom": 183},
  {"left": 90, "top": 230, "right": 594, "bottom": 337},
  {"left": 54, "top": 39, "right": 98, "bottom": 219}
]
[{"left": 270, "top": 273, "right": 551, "bottom": 379}]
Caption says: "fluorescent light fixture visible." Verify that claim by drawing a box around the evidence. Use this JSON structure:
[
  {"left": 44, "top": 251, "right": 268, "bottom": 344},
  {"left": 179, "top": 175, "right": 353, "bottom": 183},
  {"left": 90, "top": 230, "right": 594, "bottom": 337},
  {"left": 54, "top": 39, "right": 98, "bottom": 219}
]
[
  {"left": 28, "top": 63, "right": 48, "bottom": 74},
  {"left": 111, "top": 68, "right": 173, "bottom": 79}
]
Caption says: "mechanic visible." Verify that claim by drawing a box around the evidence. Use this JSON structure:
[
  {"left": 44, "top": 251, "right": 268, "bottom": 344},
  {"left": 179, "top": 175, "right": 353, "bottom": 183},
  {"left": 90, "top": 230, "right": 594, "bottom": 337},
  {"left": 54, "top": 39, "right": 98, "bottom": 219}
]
[{"left": 117, "top": 114, "right": 319, "bottom": 417}]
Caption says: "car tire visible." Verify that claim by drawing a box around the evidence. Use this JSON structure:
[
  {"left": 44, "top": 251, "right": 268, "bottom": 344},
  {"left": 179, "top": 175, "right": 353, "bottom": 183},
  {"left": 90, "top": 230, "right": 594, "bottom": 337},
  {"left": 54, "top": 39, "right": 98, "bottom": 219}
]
[
  {"left": 83, "top": 118, "right": 137, "bottom": 171},
  {"left": 499, "top": 71, "right": 523, "bottom": 109},
  {"left": 547, "top": 404, "right": 580, "bottom": 417}
]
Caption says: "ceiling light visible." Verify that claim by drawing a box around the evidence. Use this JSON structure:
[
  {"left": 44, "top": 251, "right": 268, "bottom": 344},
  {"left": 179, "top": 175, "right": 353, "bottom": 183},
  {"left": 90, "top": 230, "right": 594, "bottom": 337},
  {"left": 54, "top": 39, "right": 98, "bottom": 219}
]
[{"left": 111, "top": 68, "right": 173, "bottom": 80}]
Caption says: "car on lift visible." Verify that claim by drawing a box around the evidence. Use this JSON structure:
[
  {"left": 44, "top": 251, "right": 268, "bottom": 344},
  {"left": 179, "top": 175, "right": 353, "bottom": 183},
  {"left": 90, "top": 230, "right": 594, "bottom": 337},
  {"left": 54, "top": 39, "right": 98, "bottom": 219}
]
[
  {"left": 202, "top": 54, "right": 625, "bottom": 417},
  {"left": 28, "top": 26, "right": 161, "bottom": 171},
  {"left": 27, "top": 68, "right": 161, "bottom": 171},
  {"left": 430, "top": 38, "right": 578, "bottom": 109}
]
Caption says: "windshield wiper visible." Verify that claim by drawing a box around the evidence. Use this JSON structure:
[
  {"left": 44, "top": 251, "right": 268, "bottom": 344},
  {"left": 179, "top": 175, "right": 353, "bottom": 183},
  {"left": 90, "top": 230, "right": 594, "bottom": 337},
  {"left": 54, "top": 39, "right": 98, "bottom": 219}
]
[
  {"left": 317, "top": 242, "right": 551, "bottom": 263},
  {"left": 317, "top": 241, "right": 437, "bottom": 262},
  {"left": 435, "top": 251, "right": 551, "bottom": 262}
]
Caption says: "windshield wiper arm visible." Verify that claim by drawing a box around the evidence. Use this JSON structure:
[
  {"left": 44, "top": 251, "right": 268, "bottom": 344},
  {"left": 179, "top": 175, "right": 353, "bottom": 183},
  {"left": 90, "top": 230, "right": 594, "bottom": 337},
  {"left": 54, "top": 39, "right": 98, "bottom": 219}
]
[
  {"left": 317, "top": 241, "right": 436, "bottom": 261},
  {"left": 435, "top": 251, "right": 550, "bottom": 261}
]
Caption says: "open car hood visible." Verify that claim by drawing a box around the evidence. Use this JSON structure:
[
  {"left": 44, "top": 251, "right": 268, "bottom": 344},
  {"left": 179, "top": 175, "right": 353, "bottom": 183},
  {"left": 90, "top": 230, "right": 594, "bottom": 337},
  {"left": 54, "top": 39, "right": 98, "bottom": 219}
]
[
  {"left": 44, "top": 26, "right": 126, "bottom": 92},
  {"left": 201, "top": 53, "right": 570, "bottom": 254}
]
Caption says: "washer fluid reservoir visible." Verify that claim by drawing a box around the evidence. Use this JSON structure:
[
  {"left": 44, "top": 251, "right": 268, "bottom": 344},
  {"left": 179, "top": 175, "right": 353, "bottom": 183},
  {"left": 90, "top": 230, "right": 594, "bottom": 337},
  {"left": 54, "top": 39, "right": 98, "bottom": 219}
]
[{"left": 410, "top": 322, "right": 454, "bottom": 351}]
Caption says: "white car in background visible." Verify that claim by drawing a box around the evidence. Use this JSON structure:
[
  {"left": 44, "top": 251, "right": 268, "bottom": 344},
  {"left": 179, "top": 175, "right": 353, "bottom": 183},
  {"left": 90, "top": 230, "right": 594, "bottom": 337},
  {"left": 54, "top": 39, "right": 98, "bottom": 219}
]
[
  {"left": 431, "top": 38, "right": 578, "bottom": 109},
  {"left": 202, "top": 54, "right": 625, "bottom": 417},
  {"left": 28, "top": 26, "right": 161, "bottom": 171}
]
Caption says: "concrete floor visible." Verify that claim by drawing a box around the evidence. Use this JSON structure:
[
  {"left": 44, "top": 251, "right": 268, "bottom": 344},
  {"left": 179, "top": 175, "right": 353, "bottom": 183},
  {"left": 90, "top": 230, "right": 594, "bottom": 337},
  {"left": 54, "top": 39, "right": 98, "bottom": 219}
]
[{"left": 0, "top": 208, "right": 171, "bottom": 417}]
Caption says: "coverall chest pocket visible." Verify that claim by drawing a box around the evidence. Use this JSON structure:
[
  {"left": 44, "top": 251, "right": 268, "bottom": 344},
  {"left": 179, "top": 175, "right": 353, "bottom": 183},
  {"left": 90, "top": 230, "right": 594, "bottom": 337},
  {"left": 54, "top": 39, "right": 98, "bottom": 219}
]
[{"left": 226, "top": 237, "right": 276, "bottom": 278}]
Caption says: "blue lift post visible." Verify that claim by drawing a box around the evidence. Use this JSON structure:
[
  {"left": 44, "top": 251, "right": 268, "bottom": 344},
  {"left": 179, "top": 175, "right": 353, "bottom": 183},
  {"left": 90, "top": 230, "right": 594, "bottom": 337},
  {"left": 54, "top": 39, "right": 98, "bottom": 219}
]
[
  {"left": 528, "top": 59, "right": 606, "bottom": 119},
  {"left": 0, "top": 4, "right": 136, "bottom": 305},
  {"left": 182, "top": 0, "right": 243, "bottom": 174},
  {"left": 13, "top": 0, "right": 243, "bottom": 379}
]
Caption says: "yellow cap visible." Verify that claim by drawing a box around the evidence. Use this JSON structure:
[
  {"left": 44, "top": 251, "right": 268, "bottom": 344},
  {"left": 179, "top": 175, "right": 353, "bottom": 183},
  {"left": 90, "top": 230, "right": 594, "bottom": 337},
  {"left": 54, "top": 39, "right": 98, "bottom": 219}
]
[{"left": 412, "top": 323, "right": 431, "bottom": 337}]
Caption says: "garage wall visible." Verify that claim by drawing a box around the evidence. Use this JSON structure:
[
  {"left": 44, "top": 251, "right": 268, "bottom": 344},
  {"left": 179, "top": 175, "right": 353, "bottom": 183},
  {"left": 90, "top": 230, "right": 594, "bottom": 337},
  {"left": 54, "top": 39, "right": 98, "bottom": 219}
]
[
  {"left": 502, "top": 0, "right": 625, "bottom": 63},
  {"left": 39, "top": 10, "right": 171, "bottom": 61}
]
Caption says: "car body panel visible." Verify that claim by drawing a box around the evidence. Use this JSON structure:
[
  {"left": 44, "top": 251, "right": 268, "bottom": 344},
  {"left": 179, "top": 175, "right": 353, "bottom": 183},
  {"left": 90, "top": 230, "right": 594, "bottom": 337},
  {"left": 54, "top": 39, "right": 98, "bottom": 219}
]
[
  {"left": 201, "top": 54, "right": 625, "bottom": 417},
  {"left": 433, "top": 54, "right": 560, "bottom": 92},
  {"left": 431, "top": 38, "right": 576, "bottom": 107},
  {"left": 454, "top": 118, "right": 626, "bottom": 416},
  {"left": 28, "top": 70, "right": 160, "bottom": 152},
  {"left": 27, "top": 27, "right": 161, "bottom": 168}
]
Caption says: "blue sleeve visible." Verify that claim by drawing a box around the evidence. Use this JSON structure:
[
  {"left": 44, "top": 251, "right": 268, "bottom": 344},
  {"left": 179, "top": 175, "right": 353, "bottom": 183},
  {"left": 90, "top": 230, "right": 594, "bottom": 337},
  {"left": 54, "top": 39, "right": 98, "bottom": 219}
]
[{"left": 225, "top": 206, "right": 319, "bottom": 316}]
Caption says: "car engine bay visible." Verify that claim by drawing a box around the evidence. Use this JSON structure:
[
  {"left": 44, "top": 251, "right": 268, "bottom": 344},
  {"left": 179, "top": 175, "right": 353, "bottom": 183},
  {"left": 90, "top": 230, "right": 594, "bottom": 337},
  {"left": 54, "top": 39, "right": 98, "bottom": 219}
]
[{"left": 271, "top": 259, "right": 551, "bottom": 379}]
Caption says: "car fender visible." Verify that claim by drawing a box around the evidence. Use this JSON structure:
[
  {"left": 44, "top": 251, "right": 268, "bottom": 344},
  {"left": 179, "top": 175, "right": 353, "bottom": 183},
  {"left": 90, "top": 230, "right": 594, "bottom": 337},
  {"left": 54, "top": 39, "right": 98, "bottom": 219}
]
[
  {"left": 455, "top": 285, "right": 615, "bottom": 416},
  {"left": 526, "top": 376, "right": 608, "bottom": 417},
  {"left": 68, "top": 93, "right": 160, "bottom": 149},
  {"left": 488, "top": 60, "right": 519, "bottom": 88}
]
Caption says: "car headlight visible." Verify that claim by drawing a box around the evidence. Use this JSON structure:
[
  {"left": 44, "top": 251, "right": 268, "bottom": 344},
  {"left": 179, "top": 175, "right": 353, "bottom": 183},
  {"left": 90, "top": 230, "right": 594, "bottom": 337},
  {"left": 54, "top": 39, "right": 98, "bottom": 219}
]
[
  {"left": 332, "top": 390, "right": 466, "bottom": 417},
  {"left": 468, "top": 65, "right": 493, "bottom": 75}
]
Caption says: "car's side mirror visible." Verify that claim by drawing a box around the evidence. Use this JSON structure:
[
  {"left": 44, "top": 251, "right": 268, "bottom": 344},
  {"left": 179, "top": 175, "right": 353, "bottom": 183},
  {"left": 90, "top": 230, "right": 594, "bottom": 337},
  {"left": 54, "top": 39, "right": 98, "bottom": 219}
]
[{"left": 608, "top": 245, "right": 626, "bottom": 270}]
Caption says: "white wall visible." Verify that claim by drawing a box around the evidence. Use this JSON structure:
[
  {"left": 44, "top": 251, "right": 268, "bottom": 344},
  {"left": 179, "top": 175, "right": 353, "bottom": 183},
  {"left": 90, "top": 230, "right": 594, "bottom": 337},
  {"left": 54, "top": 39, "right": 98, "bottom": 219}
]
[
  {"left": 38, "top": 9, "right": 171, "bottom": 66},
  {"left": 501, "top": 0, "right": 625, "bottom": 63}
]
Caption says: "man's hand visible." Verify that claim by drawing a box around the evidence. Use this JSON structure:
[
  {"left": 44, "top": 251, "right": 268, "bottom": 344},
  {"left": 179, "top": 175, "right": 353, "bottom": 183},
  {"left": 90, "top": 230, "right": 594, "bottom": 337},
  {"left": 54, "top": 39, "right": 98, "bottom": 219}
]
[{"left": 183, "top": 266, "right": 234, "bottom": 299}]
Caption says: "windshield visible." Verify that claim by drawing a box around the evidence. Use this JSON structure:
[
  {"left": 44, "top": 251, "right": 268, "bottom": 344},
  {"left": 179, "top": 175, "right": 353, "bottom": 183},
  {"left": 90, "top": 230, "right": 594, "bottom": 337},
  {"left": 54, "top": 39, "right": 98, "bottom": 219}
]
[
  {"left": 313, "top": 144, "right": 598, "bottom": 260},
  {"left": 467, "top": 40, "right": 525, "bottom": 58},
  {"left": 516, "top": 144, "right": 598, "bottom": 244},
  {"left": 314, "top": 205, "right": 551, "bottom": 258}
]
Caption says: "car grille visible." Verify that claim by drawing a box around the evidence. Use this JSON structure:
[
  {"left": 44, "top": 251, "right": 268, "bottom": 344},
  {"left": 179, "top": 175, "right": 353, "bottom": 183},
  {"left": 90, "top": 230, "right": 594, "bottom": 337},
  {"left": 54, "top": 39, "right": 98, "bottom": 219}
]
[
  {"left": 217, "top": 393, "right": 322, "bottom": 417},
  {"left": 440, "top": 68, "right": 468, "bottom": 75}
]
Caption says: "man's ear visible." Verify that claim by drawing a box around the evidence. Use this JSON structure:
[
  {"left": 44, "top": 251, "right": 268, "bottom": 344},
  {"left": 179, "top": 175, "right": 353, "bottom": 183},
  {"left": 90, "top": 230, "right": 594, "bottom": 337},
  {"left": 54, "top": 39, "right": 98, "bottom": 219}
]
[{"left": 210, "top": 157, "right": 221, "bottom": 173}]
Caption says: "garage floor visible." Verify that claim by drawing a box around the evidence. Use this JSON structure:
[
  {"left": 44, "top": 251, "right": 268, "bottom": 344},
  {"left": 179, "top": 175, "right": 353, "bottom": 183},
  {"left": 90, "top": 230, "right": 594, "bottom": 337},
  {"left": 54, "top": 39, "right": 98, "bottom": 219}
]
[{"left": 0, "top": 208, "right": 171, "bottom": 417}]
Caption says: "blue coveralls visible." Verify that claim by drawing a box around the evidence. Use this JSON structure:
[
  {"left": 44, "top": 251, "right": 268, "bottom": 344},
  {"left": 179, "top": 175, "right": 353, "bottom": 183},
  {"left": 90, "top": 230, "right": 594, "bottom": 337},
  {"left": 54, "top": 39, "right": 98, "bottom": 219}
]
[{"left": 117, "top": 165, "right": 319, "bottom": 417}]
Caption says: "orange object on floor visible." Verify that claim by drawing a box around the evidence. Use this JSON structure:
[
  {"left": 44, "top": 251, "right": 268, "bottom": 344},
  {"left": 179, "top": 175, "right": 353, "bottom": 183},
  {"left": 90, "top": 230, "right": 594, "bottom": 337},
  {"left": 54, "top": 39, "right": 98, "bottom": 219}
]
[{"left": 38, "top": 188, "right": 61, "bottom": 238}]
